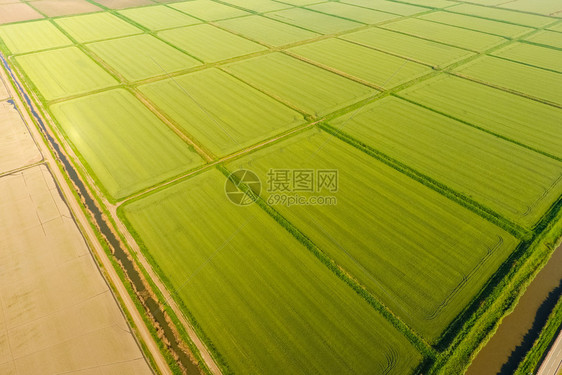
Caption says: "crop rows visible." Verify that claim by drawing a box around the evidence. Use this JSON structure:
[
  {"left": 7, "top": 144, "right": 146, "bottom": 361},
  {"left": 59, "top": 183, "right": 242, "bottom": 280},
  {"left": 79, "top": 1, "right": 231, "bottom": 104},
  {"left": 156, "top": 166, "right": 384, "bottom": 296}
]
[{"left": 1, "top": 1, "right": 561, "bottom": 374}]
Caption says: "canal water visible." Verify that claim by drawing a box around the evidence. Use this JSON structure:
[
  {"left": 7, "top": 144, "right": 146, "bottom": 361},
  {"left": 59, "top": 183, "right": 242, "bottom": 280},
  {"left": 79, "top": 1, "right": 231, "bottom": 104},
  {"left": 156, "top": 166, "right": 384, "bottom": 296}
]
[{"left": 466, "top": 242, "right": 562, "bottom": 374}]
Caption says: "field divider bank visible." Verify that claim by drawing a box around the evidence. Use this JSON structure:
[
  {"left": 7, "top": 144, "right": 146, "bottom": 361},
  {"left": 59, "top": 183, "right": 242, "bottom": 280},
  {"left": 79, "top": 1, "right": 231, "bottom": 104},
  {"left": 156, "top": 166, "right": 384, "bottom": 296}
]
[
  {"left": 394, "top": 94, "right": 562, "bottom": 163},
  {"left": 117, "top": 121, "right": 318, "bottom": 207},
  {"left": 318, "top": 122, "right": 528, "bottom": 239}
]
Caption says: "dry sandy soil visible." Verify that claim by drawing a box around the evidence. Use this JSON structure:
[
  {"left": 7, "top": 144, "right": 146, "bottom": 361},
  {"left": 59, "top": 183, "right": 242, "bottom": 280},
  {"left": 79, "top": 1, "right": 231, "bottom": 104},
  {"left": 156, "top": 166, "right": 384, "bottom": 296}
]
[
  {"left": 28, "top": 0, "right": 102, "bottom": 17},
  {"left": 0, "top": 3, "right": 43, "bottom": 24},
  {"left": 0, "top": 77, "right": 8, "bottom": 100},
  {"left": 0, "top": 165, "right": 153, "bottom": 375},
  {"left": 0, "top": 100, "right": 42, "bottom": 174}
]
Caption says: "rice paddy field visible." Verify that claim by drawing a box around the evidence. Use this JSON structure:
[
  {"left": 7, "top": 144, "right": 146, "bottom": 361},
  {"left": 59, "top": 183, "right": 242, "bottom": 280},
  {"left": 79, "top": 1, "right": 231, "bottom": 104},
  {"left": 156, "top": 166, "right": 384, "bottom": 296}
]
[{"left": 1, "top": 0, "right": 561, "bottom": 374}]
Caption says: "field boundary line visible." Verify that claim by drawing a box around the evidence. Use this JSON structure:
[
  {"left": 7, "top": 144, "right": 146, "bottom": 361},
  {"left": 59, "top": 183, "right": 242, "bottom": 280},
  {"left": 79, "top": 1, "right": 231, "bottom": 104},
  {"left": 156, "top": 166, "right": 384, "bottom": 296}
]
[
  {"left": 318, "top": 123, "right": 527, "bottom": 238},
  {"left": 394, "top": 94, "right": 562, "bottom": 163},
  {"left": 117, "top": 121, "right": 318, "bottom": 206},
  {"left": 449, "top": 71, "right": 562, "bottom": 110},
  {"left": 486, "top": 52, "right": 562, "bottom": 74}
]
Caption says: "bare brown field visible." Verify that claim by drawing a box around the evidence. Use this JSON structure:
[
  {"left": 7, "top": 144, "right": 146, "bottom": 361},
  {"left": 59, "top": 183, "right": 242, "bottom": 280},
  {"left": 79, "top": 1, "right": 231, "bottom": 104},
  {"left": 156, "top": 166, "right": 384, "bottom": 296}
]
[
  {"left": 0, "top": 165, "right": 153, "bottom": 375},
  {"left": 92, "top": 0, "right": 155, "bottom": 9},
  {"left": 0, "top": 100, "right": 41, "bottom": 174},
  {"left": 29, "top": 0, "right": 102, "bottom": 17},
  {"left": 0, "top": 3, "right": 43, "bottom": 24}
]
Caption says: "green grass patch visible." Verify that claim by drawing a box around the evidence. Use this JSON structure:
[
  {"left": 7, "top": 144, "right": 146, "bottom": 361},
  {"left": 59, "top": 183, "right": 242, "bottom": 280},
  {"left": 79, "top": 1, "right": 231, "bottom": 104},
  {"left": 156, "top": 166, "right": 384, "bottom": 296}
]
[
  {"left": 216, "top": 15, "right": 319, "bottom": 47},
  {"left": 121, "top": 169, "right": 423, "bottom": 375},
  {"left": 15, "top": 46, "right": 118, "bottom": 101},
  {"left": 446, "top": 3, "right": 553, "bottom": 27},
  {"left": 87, "top": 34, "right": 201, "bottom": 81},
  {"left": 454, "top": 56, "right": 562, "bottom": 106},
  {"left": 119, "top": 5, "right": 201, "bottom": 31},
  {"left": 170, "top": 0, "right": 249, "bottom": 21},
  {"left": 381, "top": 18, "right": 506, "bottom": 52},
  {"left": 138, "top": 68, "right": 305, "bottom": 156},
  {"left": 329, "top": 96, "right": 562, "bottom": 228},
  {"left": 158, "top": 24, "right": 266, "bottom": 63},
  {"left": 0, "top": 20, "right": 72, "bottom": 55},
  {"left": 419, "top": 11, "right": 532, "bottom": 38},
  {"left": 288, "top": 38, "right": 431, "bottom": 89},
  {"left": 341, "top": 27, "right": 475, "bottom": 68},
  {"left": 399, "top": 74, "right": 562, "bottom": 160},
  {"left": 50, "top": 89, "right": 203, "bottom": 201},
  {"left": 266, "top": 7, "right": 363, "bottom": 34},
  {"left": 525, "top": 30, "right": 562, "bottom": 49},
  {"left": 305, "top": 2, "right": 401, "bottom": 24},
  {"left": 228, "top": 129, "right": 519, "bottom": 343},
  {"left": 341, "top": 0, "right": 427, "bottom": 16},
  {"left": 493, "top": 42, "right": 562, "bottom": 73},
  {"left": 55, "top": 12, "right": 142, "bottom": 43},
  {"left": 223, "top": 52, "right": 375, "bottom": 116}
]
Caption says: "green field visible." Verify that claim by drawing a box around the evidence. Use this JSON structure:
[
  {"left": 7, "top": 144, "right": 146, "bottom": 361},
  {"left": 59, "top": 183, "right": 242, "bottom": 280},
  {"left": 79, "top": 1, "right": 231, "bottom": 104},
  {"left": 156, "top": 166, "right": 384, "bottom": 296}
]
[
  {"left": 229, "top": 130, "right": 519, "bottom": 341},
  {"left": 158, "top": 24, "right": 266, "bottom": 63},
  {"left": 446, "top": 3, "right": 554, "bottom": 27},
  {"left": 266, "top": 7, "right": 363, "bottom": 34},
  {"left": 454, "top": 56, "right": 562, "bottom": 105},
  {"left": 2, "top": 3, "right": 561, "bottom": 374},
  {"left": 492, "top": 42, "right": 562, "bottom": 73},
  {"left": 170, "top": 0, "right": 249, "bottom": 21},
  {"left": 399, "top": 74, "right": 562, "bottom": 160},
  {"left": 121, "top": 170, "right": 422, "bottom": 374},
  {"left": 342, "top": 0, "right": 427, "bottom": 16},
  {"left": 51, "top": 89, "right": 202, "bottom": 200},
  {"left": 381, "top": 18, "right": 506, "bottom": 52},
  {"left": 288, "top": 38, "right": 430, "bottom": 89},
  {"left": 16, "top": 46, "right": 118, "bottom": 101},
  {"left": 341, "top": 27, "right": 475, "bottom": 67},
  {"left": 87, "top": 34, "right": 201, "bottom": 82},
  {"left": 119, "top": 5, "right": 201, "bottom": 31},
  {"left": 0, "top": 20, "right": 71, "bottom": 55},
  {"left": 216, "top": 15, "right": 319, "bottom": 47},
  {"left": 55, "top": 13, "right": 142, "bottom": 43},
  {"left": 419, "top": 11, "right": 532, "bottom": 37},
  {"left": 138, "top": 68, "right": 305, "bottom": 156},
  {"left": 224, "top": 52, "right": 376, "bottom": 116},
  {"left": 525, "top": 30, "right": 562, "bottom": 49},
  {"left": 305, "top": 2, "right": 401, "bottom": 24},
  {"left": 329, "top": 97, "right": 562, "bottom": 228}
]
